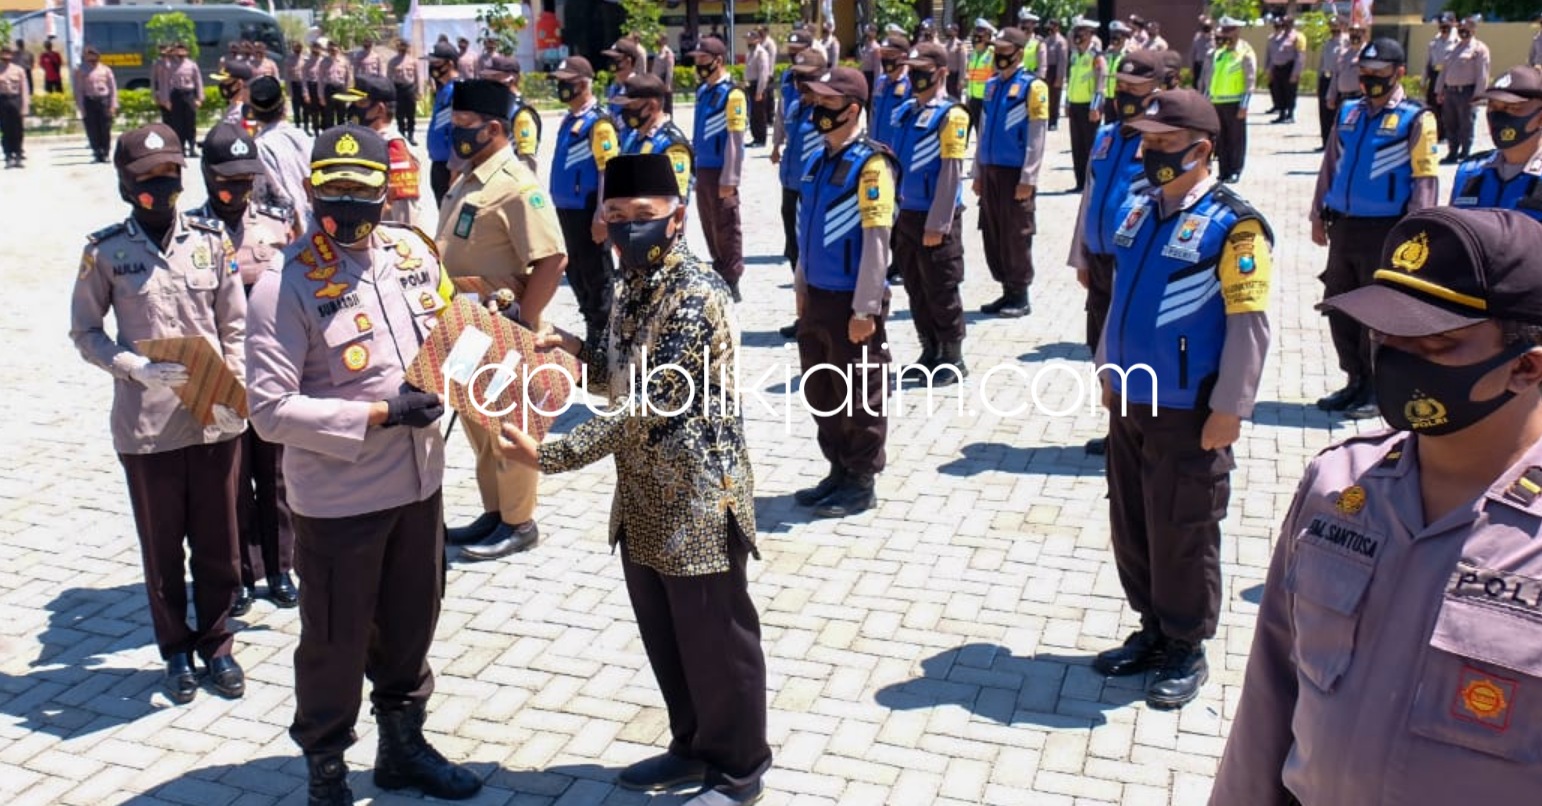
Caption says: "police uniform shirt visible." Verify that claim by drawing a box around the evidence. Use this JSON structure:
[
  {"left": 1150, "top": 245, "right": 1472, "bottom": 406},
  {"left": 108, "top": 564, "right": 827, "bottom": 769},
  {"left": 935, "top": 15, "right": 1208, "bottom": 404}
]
[
  {"left": 693, "top": 74, "right": 747, "bottom": 184},
  {"left": 245, "top": 225, "right": 450, "bottom": 519},
  {"left": 303, "top": 52, "right": 322, "bottom": 85},
  {"left": 256, "top": 120, "right": 314, "bottom": 226},
  {"left": 1427, "top": 30, "right": 1459, "bottom": 76},
  {"left": 1435, "top": 36, "right": 1490, "bottom": 92},
  {"left": 321, "top": 54, "right": 351, "bottom": 87},
  {"left": 158, "top": 57, "right": 202, "bottom": 105},
  {"left": 1067, "top": 123, "right": 1146, "bottom": 268},
  {"left": 1265, "top": 28, "right": 1305, "bottom": 75},
  {"left": 255, "top": 57, "right": 279, "bottom": 79},
  {"left": 619, "top": 119, "right": 693, "bottom": 198},
  {"left": 69, "top": 215, "right": 247, "bottom": 455},
  {"left": 284, "top": 52, "right": 305, "bottom": 83},
  {"left": 1319, "top": 34, "right": 1346, "bottom": 82},
  {"left": 74, "top": 63, "right": 116, "bottom": 106},
  {"left": 1329, "top": 40, "right": 1366, "bottom": 101},
  {"left": 550, "top": 99, "right": 619, "bottom": 211},
  {"left": 435, "top": 147, "right": 564, "bottom": 291},
  {"left": 1451, "top": 146, "right": 1542, "bottom": 222},
  {"left": 194, "top": 202, "right": 294, "bottom": 286},
  {"left": 899, "top": 96, "right": 969, "bottom": 234},
  {"left": 388, "top": 54, "right": 421, "bottom": 90},
  {"left": 973, "top": 66, "right": 1050, "bottom": 186},
  {"left": 1311, "top": 84, "right": 1440, "bottom": 222},
  {"left": 793, "top": 137, "right": 896, "bottom": 316},
  {"left": 1212, "top": 431, "right": 1542, "bottom": 803},
  {"left": 354, "top": 47, "right": 383, "bottom": 78}
]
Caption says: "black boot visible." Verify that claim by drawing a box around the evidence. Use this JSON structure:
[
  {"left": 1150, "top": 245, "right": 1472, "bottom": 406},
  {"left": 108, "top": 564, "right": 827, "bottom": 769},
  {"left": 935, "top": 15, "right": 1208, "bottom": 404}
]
[
  {"left": 1146, "top": 639, "right": 1208, "bottom": 709},
  {"left": 231, "top": 584, "right": 257, "bottom": 617},
  {"left": 779, "top": 320, "right": 800, "bottom": 339},
  {"left": 996, "top": 291, "right": 1031, "bottom": 318},
  {"left": 305, "top": 753, "right": 352, "bottom": 806},
  {"left": 1092, "top": 626, "right": 1165, "bottom": 677},
  {"left": 979, "top": 294, "right": 1010, "bottom": 315},
  {"left": 445, "top": 511, "right": 500, "bottom": 546},
  {"left": 932, "top": 340, "right": 968, "bottom": 386},
  {"left": 794, "top": 464, "right": 845, "bottom": 506},
  {"left": 1315, "top": 377, "right": 1364, "bottom": 412},
  {"left": 373, "top": 704, "right": 482, "bottom": 800},
  {"left": 913, "top": 335, "right": 939, "bottom": 369},
  {"left": 267, "top": 572, "right": 299, "bottom": 608},
  {"left": 1344, "top": 389, "right": 1381, "bottom": 421},
  {"left": 814, "top": 474, "right": 877, "bottom": 519}
]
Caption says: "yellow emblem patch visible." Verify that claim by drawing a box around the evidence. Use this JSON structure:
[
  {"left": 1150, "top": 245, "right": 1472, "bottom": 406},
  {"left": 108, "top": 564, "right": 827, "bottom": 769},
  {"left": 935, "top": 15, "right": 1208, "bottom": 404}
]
[
  {"left": 1405, "top": 394, "right": 1449, "bottom": 431},
  {"left": 1335, "top": 485, "right": 1367, "bottom": 515},
  {"left": 342, "top": 343, "right": 369, "bottom": 372},
  {"left": 1391, "top": 232, "right": 1430, "bottom": 272},
  {"left": 1462, "top": 678, "right": 1507, "bottom": 719},
  {"left": 335, "top": 134, "right": 360, "bottom": 156}
]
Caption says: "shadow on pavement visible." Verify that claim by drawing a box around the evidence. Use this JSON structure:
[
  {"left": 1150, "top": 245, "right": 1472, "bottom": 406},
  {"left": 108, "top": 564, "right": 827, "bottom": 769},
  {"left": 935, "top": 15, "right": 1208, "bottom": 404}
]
[
  {"left": 937, "top": 442, "right": 1104, "bottom": 478},
  {"left": 754, "top": 492, "right": 823, "bottom": 533},
  {"left": 874, "top": 642, "right": 1144, "bottom": 728},
  {"left": 1017, "top": 340, "right": 1092, "bottom": 363}
]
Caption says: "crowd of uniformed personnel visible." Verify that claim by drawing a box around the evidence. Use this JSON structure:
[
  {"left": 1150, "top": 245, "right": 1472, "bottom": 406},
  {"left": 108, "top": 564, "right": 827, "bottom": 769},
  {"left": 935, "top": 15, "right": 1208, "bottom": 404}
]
[{"left": 57, "top": 7, "right": 1542, "bottom": 805}]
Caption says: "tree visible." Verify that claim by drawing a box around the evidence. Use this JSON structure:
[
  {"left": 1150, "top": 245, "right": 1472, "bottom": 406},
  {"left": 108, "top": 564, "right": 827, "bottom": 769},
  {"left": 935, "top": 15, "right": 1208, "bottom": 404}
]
[
  {"left": 477, "top": 0, "right": 529, "bottom": 56},
  {"left": 146, "top": 12, "right": 199, "bottom": 61},
  {"left": 875, "top": 0, "right": 918, "bottom": 33},
  {"left": 1296, "top": 9, "right": 1332, "bottom": 52},
  {"left": 619, "top": 0, "right": 663, "bottom": 43},
  {"left": 318, "top": 2, "right": 391, "bottom": 49},
  {"left": 1208, "top": 0, "right": 1262, "bottom": 23},
  {"left": 1023, "top": 0, "right": 1091, "bottom": 26},
  {"left": 1442, "top": 0, "right": 1535, "bottom": 22}
]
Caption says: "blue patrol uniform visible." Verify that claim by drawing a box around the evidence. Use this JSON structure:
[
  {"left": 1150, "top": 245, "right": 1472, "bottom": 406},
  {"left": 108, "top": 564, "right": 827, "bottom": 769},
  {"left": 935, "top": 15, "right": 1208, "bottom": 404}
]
[
  {"left": 892, "top": 95, "right": 972, "bottom": 363},
  {"left": 977, "top": 67, "right": 1039, "bottom": 168},
  {"left": 869, "top": 73, "right": 913, "bottom": 148},
  {"left": 799, "top": 137, "right": 895, "bottom": 290},
  {"left": 780, "top": 70, "right": 801, "bottom": 128},
  {"left": 606, "top": 81, "right": 630, "bottom": 138},
  {"left": 1321, "top": 97, "right": 1427, "bottom": 219},
  {"left": 1082, "top": 123, "right": 1149, "bottom": 256},
  {"left": 694, "top": 79, "right": 736, "bottom": 169},
  {"left": 1451, "top": 150, "right": 1542, "bottom": 222},
  {"left": 427, "top": 81, "right": 455, "bottom": 163},
  {"left": 780, "top": 98, "right": 823, "bottom": 190},
  {"left": 894, "top": 97, "right": 964, "bottom": 213},
  {"left": 621, "top": 120, "right": 695, "bottom": 200},
  {"left": 551, "top": 105, "right": 610, "bottom": 210}
]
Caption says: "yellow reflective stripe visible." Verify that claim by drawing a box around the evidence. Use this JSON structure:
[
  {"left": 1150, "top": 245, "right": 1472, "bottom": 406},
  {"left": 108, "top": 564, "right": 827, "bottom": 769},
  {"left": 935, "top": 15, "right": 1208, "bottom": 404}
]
[{"left": 1372, "top": 270, "right": 1487, "bottom": 311}]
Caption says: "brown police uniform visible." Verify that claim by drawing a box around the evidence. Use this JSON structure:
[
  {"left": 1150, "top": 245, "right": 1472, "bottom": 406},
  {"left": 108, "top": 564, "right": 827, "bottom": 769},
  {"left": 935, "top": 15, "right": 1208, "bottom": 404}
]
[
  {"left": 691, "top": 44, "right": 748, "bottom": 294},
  {"left": 158, "top": 55, "right": 202, "bottom": 155},
  {"left": 1434, "top": 28, "right": 1491, "bottom": 161},
  {"left": 974, "top": 29, "right": 1049, "bottom": 314},
  {"left": 0, "top": 56, "right": 31, "bottom": 164},
  {"left": 75, "top": 59, "right": 118, "bottom": 162}
]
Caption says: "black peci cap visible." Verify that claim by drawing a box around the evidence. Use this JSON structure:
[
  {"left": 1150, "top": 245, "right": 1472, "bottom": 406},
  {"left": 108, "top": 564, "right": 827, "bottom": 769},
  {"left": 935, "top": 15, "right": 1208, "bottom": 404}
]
[
  {"left": 248, "top": 75, "right": 284, "bottom": 111},
  {"left": 807, "top": 66, "right": 869, "bottom": 104},
  {"left": 1322, "top": 209, "right": 1542, "bottom": 337},
  {"left": 114, "top": 124, "right": 185, "bottom": 174},
  {"left": 1358, "top": 38, "right": 1406, "bottom": 68},
  {"left": 603, "top": 153, "right": 685, "bottom": 200},
  {"left": 200, "top": 123, "right": 263, "bottom": 176},
  {"left": 1126, "top": 89, "right": 1221, "bottom": 136},
  {"left": 552, "top": 56, "right": 595, "bottom": 80},
  {"left": 310, "top": 124, "right": 388, "bottom": 188},
  {"left": 335, "top": 74, "right": 396, "bottom": 105}
]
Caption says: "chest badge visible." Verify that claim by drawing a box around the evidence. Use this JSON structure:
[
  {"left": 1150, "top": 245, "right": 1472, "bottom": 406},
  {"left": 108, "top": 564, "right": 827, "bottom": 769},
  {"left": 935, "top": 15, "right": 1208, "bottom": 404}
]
[
  {"left": 354, "top": 312, "right": 372, "bottom": 333},
  {"left": 1455, "top": 666, "right": 1515, "bottom": 731},
  {"left": 342, "top": 343, "right": 369, "bottom": 372},
  {"left": 191, "top": 243, "right": 212, "bottom": 271},
  {"left": 419, "top": 291, "right": 438, "bottom": 312},
  {"left": 1334, "top": 485, "right": 1367, "bottom": 515},
  {"left": 1114, "top": 203, "right": 1150, "bottom": 246}
]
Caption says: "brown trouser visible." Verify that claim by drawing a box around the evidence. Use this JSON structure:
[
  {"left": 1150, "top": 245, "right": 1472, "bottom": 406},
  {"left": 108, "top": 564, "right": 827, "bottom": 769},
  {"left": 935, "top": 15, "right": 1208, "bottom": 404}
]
[
  {"left": 1068, "top": 102, "right": 1095, "bottom": 188},
  {"left": 1106, "top": 405, "right": 1231, "bottom": 643},
  {"left": 82, "top": 95, "right": 113, "bottom": 159},
  {"left": 621, "top": 516, "right": 772, "bottom": 786},
  {"left": 462, "top": 417, "right": 539, "bottom": 525},
  {"left": 1214, "top": 102, "right": 1247, "bottom": 178},
  {"left": 119, "top": 438, "right": 241, "bottom": 661},
  {"left": 1044, "top": 67, "right": 1062, "bottom": 128},
  {"left": 1321, "top": 215, "right": 1399, "bottom": 380},
  {"left": 237, "top": 428, "right": 294, "bottom": 585},
  {"left": 1442, "top": 84, "right": 1476, "bottom": 158},
  {"left": 894, "top": 209, "right": 966, "bottom": 344},
  {"left": 978, "top": 164, "right": 1036, "bottom": 296},
  {"left": 696, "top": 168, "right": 744, "bottom": 286},
  {"left": 1084, "top": 251, "right": 1116, "bottom": 352},
  {"left": 558, "top": 203, "right": 615, "bottom": 341},
  {"left": 289, "top": 492, "right": 443, "bottom": 753},
  {"left": 796, "top": 286, "right": 891, "bottom": 477}
]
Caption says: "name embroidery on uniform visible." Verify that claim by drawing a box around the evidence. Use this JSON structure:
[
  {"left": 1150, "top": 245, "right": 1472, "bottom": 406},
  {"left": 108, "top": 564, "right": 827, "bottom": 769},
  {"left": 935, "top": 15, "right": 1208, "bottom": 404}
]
[
  {"left": 1453, "top": 664, "right": 1516, "bottom": 731},
  {"left": 1113, "top": 203, "right": 1150, "bottom": 248},
  {"left": 316, "top": 292, "right": 361, "bottom": 318},
  {"left": 114, "top": 263, "right": 149, "bottom": 276},
  {"left": 1448, "top": 561, "right": 1542, "bottom": 616},
  {"left": 1303, "top": 513, "right": 1380, "bottom": 559},
  {"left": 398, "top": 270, "right": 433, "bottom": 289}
]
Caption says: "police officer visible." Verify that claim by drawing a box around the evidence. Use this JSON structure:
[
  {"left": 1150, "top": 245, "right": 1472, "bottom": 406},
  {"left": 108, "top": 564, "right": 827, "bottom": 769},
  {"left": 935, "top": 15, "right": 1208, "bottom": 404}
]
[
  {"left": 352, "top": 36, "right": 382, "bottom": 79},
  {"left": 249, "top": 76, "right": 315, "bottom": 227},
  {"left": 1201, "top": 17, "right": 1256, "bottom": 183},
  {"left": 1212, "top": 207, "right": 1542, "bottom": 805},
  {"left": 246, "top": 124, "right": 479, "bottom": 806},
  {"left": 211, "top": 61, "right": 252, "bottom": 127},
  {"left": 1102, "top": 21, "right": 1134, "bottom": 122},
  {"left": 1042, "top": 18, "right": 1068, "bottom": 132},
  {"left": 603, "top": 37, "right": 645, "bottom": 137},
  {"left": 158, "top": 42, "right": 203, "bottom": 158},
  {"left": 319, "top": 39, "right": 352, "bottom": 130},
  {"left": 869, "top": 33, "right": 912, "bottom": 150},
  {"left": 477, "top": 54, "right": 541, "bottom": 174},
  {"left": 1326, "top": 22, "right": 1368, "bottom": 113},
  {"left": 70, "top": 123, "right": 247, "bottom": 704},
  {"left": 783, "top": 29, "right": 814, "bottom": 114},
  {"left": 1317, "top": 17, "right": 1348, "bottom": 149},
  {"left": 966, "top": 20, "right": 996, "bottom": 137},
  {"left": 301, "top": 40, "right": 323, "bottom": 135},
  {"left": 1425, "top": 12, "right": 1459, "bottom": 143},
  {"left": 436, "top": 80, "right": 568, "bottom": 562},
  {"left": 1094, "top": 90, "right": 1274, "bottom": 710},
  {"left": 772, "top": 48, "right": 828, "bottom": 339},
  {"left": 1435, "top": 16, "right": 1491, "bottom": 164},
  {"left": 972, "top": 26, "right": 1049, "bottom": 319},
  {"left": 1264, "top": 15, "right": 1304, "bottom": 124},
  {"left": 388, "top": 39, "right": 423, "bottom": 146},
  {"left": 548, "top": 56, "right": 620, "bottom": 346},
  {"left": 74, "top": 46, "right": 117, "bottom": 164},
  {"left": 690, "top": 36, "right": 748, "bottom": 300},
  {"left": 193, "top": 123, "right": 298, "bottom": 615},
  {"left": 793, "top": 67, "right": 897, "bottom": 520},
  {"left": 1066, "top": 18, "right": 1108, "bottom": 192},
  {"left": 1311, "top": 39, "right": 1438, "bottom": 419},
  {"left": 893, "top": 43, "right": 970, "bottom": 383},
  {"left": 614, "top": 73, "right": 692, "bottom": 185},
  {"left": 1018, "top": 11, "right": 1044, "bottom": 81},
  {"left": 1068, "top": 50, "right": 1176, "bottom": 456},
  {"left": 425, "top": 40, "right": 462, "bottom": 205},
  {"left": 335, "top": 74, "right": 421, "bottom": 228},
  {"left": 1453, "top": 67, "right": 1542, "bottom": 222}
]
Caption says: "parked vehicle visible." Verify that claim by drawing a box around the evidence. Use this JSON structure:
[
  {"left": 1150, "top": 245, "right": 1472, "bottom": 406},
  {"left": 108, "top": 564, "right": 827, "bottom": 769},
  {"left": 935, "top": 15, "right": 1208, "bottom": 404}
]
[{"left": 83, "top": 4, "right": 285, "bottom": 90}]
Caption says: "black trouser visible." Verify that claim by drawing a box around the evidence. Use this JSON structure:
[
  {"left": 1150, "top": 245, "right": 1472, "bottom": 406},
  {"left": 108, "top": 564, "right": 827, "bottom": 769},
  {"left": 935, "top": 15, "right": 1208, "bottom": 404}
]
[
  {"left": 864, "top": 71, "right": 875, "bottom": 101},
  {"left": 1214, "top": 102, "right": 1246, "bottom": 179},
  {"left": 946, "top": 72, "right": 960, "bottom": 100},
  {"left": 1192, "top": 62, "right": 1203, "bottom": 89},
  {"left": 45, "top": 78, "right": 63, "bottom": 94},
  {"left": 1107, "top": 404, "right": 1231, "bottom": 643},
  {"left": 557, "top": 203, "right": 615, "bottom": 342},
  {"left": 237, "top": 427, "right": 294, "bottom": 586},
  {"left": 288, "top": 80, "right": 306, "bottom": 130},
  {"left": 289, "top": 492, "right": 443, "bottom": 754},
  {"left": 82, "top": 95, "right": 113, "bottom": 159},
  {"left": 967, "top": 97, "right": 983, "bottom": 138},
  {"left": 1069, "top": 102, "right": 1095, "bottom": 188},
  {"left": 0, "top": 94, "right": 24, "bottom": 159},
  {"left": 748, "top": 88, "right": 768, "bottom": 144},
  {"left": 780, "top": 187, "right": 799, "bottom": 266},
  {"left": 894, "top": 209, "right": 966, "bottom": 346},
  {"left": 620, "top": 520, "right": 771, "bottom": 786},
  {"left": 394, "top": 83, "right": 418, "bottom": 140},
  {"left": 978, "top": 164, "right": 1035, "bottom": 296},
  {"left": 696, "top": 168, "right": 744, "bottom": 287},
  {"left": 1424, "top": 67, "right": 1444, "bottom": 141},
  {"left": 430, "top": 160, "right": 451, "bottom": 206},
  {"left": 1084, "top": 251, "right": 1116, "bottom": 352},
  {"left": 169, "top": 88, "right": 198, "bottom": 153},
  {"left": 796, "top": 286, "right": 891, "bottom": 477},
  {"left": 1270, "top": 64, "right": 1298, "bottom": 116},
  {"left": 1317, "top": 75, "right": 1334, "bottom": 146},
  {"left": 118, "top": 438, "right": 241, "bottom": 662},
  {"left": 305, "top": 80, "right": 322, "bottom": 132},
  {"left": 1044, "top": 66, "right": 1062, "bottom": 128},
  {"left": 1321, "top": 215, "right": 1398, "bottom": 381},
  {"left": 1442, "top": 84, "right": 1475, "bottom": 159}
]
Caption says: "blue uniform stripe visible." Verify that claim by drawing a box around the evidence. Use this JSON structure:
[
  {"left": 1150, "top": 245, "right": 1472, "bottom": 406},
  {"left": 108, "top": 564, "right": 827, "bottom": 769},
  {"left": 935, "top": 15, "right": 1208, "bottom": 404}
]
[{"left": 1154, "top": 281, "right": 1221, "bottom": 328}]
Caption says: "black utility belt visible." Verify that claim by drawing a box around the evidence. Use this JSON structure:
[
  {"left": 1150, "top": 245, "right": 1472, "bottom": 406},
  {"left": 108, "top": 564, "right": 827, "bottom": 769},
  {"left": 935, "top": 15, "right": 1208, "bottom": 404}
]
[{"left": 1445, "top": 84, "right": 1474, "bottom": 91}]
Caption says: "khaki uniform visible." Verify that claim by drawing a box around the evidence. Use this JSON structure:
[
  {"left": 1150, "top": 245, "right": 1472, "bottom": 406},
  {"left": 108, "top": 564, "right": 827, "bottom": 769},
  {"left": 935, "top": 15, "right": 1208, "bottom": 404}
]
[
  {"left": 1213, "top": 431, "right": 1542, "bottom": 803},
  {"left": 74, "top": 63, "right": 117, "bottom": 161},
  {"left": 1264, "top": 29, "right": 1305, "bottom": 118},
  {"left": 1425, "top": 30, "right": 1459, "bottom": 140},
  {"left": 1435, "top": 37, "right": 1491, "bottom": 159},
  {"left": 353, "top": 47, "right": 383, "bottom": 78},
  {"left": 69, "top": 214, "right": 246, "bottom": 661},
  {"left": 319, "top": 55, "right": 351, "bottom": 129},
  {"left": 435, "top": 148, "right": 564, "bottom": 527},
  {"left": 388, "top": 54, "right": 422, "bottom": 141},
  {"left": 159, "top": 58, "right": 202, "bottom": 150}
]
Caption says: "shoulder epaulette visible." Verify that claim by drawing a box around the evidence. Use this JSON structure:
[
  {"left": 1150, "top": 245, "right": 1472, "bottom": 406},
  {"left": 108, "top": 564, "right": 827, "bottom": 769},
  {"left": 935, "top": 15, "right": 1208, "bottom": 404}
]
[
  {"left": 255, "top": 202, "right": 293, "bottom": 222},
  {"left": 86, "top": 222, "right": 126, "bottom": 244},
  {"left": 1213, "top": 185, "right": 1274, "bottom": 242},
  {"left": 1503, "top": 467, "right": 1542, "bottom": 507},
  {"left": 185, "top": 213, "right": 225, "bottom": 234},
  {"left": 1312, "top": 427, "right": 1403, "bottom": 460}
]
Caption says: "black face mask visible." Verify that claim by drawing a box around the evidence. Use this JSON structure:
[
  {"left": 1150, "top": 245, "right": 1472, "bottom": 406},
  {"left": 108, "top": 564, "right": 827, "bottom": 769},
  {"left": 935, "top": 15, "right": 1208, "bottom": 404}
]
[
  {"left": 557, "top": 79, "right": 582, "bottom": 101},
  {"left": 695, "top": 61, "right": 716, "bottom": 81},
  {"left": 315, "top": 197, "right": 385, "bottom": 246},
  {"left": 811, "top": 103, "right": 853, "bottom": 133},
  {"left": 1459, "top": 29, "right": 1473, "bottom": 40},
  {"left": 122, "top": 175, "right": 182, "bottom": 229},
  {"left": 346, "top": 104, "right": 371, "bottom": 126},
  {"left": 910, "top": 70, "right": 936, "bottom": 92},
  {"left": 219, "top": 82, "right": 240, "bottom": 101},
  {"left": 1201, "top": 26, "right": 1213, "bottom": 33},
  {"left": 451, "top": 119, "right": 493, "bottom": 158},
  {"left": 608, "top": 216, "right": 678, "bottom": 272},
  {"left": 622, "top": 103, "right": 653, "bottom": 130},
  {"left": 1116, "top": 90, "right": 1145, "bottom": 119},
  {"left": 431, "top": 64, "right": 451, "bottom": 84},
  {"left": 1142, "top": 141, "right": 1203, "bottom": 186},
  {"left": 994, "top": 51, "right": 1018, "bottom": 71},
  {"left": 207, "top": 176, "right": 254, "bottom": 221},
  {"left": 881, "top": 57, "right": 898, "bottom": 73},
  {"left": 1361, "top": 73, "right": 1396, "bottom": 98},
  {"left": 972, "top": 35, "right": 987, "bottom": 45},
  {"left": 1489, "top": 108, "right": 1542, "bottom": 149},
  {"left": 1374, "top": 342, "right": 1532, "bottom": 436}
]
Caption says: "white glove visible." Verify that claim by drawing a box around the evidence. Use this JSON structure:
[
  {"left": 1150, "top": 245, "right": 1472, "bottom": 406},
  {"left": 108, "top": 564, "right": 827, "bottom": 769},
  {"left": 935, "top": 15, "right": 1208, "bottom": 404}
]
[
  {"left": 131, "top": 361, "right": 190, "bottom": 389},
  {"left": 211, "top": 404, "right": 244, "bottom": 434}
]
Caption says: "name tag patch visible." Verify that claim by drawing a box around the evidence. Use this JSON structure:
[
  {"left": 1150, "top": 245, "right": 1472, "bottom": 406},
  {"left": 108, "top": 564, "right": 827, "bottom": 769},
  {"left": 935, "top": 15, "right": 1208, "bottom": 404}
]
[
  {"left": 316, "top": 291, "right": 361, "bottom": 318},
  {"left": 1161, "top": 214, "right": 1209, "bottom": 262},
  {"left": 1447, "top": 561, "right": 1542, "bottom": 616},
  {"left": 1303, "top": 513, "right": 1381, "bottom": 559},
  {"left": 1113, "top": 203, "right": 1150, "bottom": 248},
  {"left": 454, "top": 203, "right": 479, "bottom": 239}
]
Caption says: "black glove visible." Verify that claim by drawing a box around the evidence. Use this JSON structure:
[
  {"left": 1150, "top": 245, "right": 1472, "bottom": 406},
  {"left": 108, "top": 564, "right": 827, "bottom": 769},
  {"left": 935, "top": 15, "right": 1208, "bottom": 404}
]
[{"left": 383, "top": 390, "right": 444, "bottom": 428}]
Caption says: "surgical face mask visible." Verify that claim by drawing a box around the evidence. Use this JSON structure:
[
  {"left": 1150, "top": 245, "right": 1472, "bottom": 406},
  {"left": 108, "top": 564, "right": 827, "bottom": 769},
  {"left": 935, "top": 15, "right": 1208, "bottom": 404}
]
[
  {"left": 1489, "top": 107, "right": 1542, "bottom": 149},
  {"left": 451, "top": 119, "right": 493, "bottom": 157},
  {"left": 122, "top": 175, "right": 182, "bottom": 229},
  {"left": 1373, "top": 342, "right": 1532, "bottom": 436},
  {"left": 1142, "top": 141, "right": 1203, "bottom": 186},
  {"left": 910, "top": 70, "right": 936, "bottom": 92},
  {"left": 608, "top": 214, "right": 678, "bottom": 272},
  {"left": 811, "top": 102, "right": 855, "bottom": 133},
  {"left": 313, "top": 193, "right": 385, "bottom": 246},
  {"left": 1360, "top": 73, "right": 1396, "bottom": 98}
]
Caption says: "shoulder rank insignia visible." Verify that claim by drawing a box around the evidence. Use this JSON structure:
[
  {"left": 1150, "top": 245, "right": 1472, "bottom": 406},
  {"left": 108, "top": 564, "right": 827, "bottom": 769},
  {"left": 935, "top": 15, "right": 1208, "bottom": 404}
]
[
  {"left": 86, "top": 222, "right": 127, "bottom": 244},
  {"left": 1504, "top": 467, "right": 1542, "bottom": 507},
  {"left": 185, "top": 214, "right": 224, "bottom": 234}
]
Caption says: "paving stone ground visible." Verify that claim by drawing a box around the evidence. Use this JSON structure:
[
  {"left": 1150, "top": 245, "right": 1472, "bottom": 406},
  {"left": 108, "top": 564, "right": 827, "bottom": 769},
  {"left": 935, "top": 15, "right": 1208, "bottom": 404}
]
[{"left": 0, "top": 98, "right": 1460, "bottom": 805}]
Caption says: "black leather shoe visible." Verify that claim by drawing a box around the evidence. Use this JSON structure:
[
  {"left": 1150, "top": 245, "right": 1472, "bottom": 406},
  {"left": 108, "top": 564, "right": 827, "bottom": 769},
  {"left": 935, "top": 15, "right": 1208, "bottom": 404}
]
[
  {"left": 164, "top": 653, "right": 197, "bottom": 704},
  {"left": 617, "top": 752, "right": 708, "bottom": 792},
  {"left": 929, "top": 341, "right": 968, "bottom": 386},
  {"left": 1093, "top": 627, "right": 1165, "bottom": 677},
  {"left": 779, "top": 321, "right": 799, "bottom": 339},
  {"left": 684, "top": 778, "right": 764, "bottom": 805},
  {"left": 306, "top": 753, "right": 353, "bottom": 806},
  {"left": 979, "top": 295, "right": 1010, "bottom": 315},
  {"left": 1084, "top": 437, "right": 1107, "bottom": 456},
  {"left": 374, "top": 704, "right": 482, "bottom": 799},
  {"left": 232, "top": 584, "right": 256, "bottom": 617},
  {"left": 446, "top": 511, "right": 500, "bottom": 546},
  {"left": 728, "top": 281, "right": 743, "bottom": 303},
  {"left": 267, "top": 572, "right": 299, "bottom": 607},
  {"left": 1146, "top": 640, "right": 1208, "bottom": 709},
  {"left": 995, "top": 294, "right": 1031, "bottom": 318},
  {"left": 208, "top": 654, "right": 245, "bottom": 699},
  {"left": 814, "top": 476, "right": 877, "bottom": 519},
  {"left": 458, "top": 520, "right": 540, "bottom": 561},
  {"left": 1344, "top": 392, "right": 1381, "bottom": 421},
  {"left": 1316, "top": 378, "right": 1365, "bottom": 412},
  {"left": 794, "top": 465, "right": 845, "bottom": 506}
]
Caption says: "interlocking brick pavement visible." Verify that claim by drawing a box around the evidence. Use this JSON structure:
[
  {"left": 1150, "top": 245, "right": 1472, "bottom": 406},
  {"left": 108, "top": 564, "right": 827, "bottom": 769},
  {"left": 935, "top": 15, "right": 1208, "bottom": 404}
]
[{"left": 0, "top": 98, "right": 1468, "bottom": 805}]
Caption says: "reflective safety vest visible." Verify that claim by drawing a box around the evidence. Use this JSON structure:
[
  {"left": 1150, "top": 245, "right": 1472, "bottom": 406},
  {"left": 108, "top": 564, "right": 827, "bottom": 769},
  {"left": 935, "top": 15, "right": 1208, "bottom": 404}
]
[
  {"left": 1082, "top": 123, "right": 1148, "bottom": 255},
  {"left": 1322, "top": 98, "right": 1425, "bottom": 218},
  {"left": 978, "top": 68, "right": 1039, "bottom": 168},
  {"left": 550, "top": 105, "right": 610, "bottom": 209},
  {"left": 895, "top": 97, "right": 967, "bottom": 212},
  {"left": 870, "top": 72, "right": 912, "bottom": 148},
  {"left": 1106, "top": 186, "right": 1269, "bottom": 410},
  {"left": 1451, "top": 151, "right": 1542, "bottom": 223},
  {"left": 1209, "top": 45, "right": 1249, "bottom": 104},
  {"left": 798, "top": 137, "right": 896, "bottom": 292},
  {"left": 1106, "top": 50, "right": 1126, "bottom": 100},
  {"left": 967, "top": 49, "right": 993, "bottom": 100},
  {"left": 386, "top": 136, "right": 420, "bottom": 202},
  {"left": 1024, "top": 38, "right": 1042, "bottom": 72},
  {"left": 1068, "top": 49, "right": 1097, "bottom": 104},
  {"left": 779, "top": 97, "right": 824, "bottom": 190},
  {"left": 694, "top": 78, "right": 739, "bottom": 169}
]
